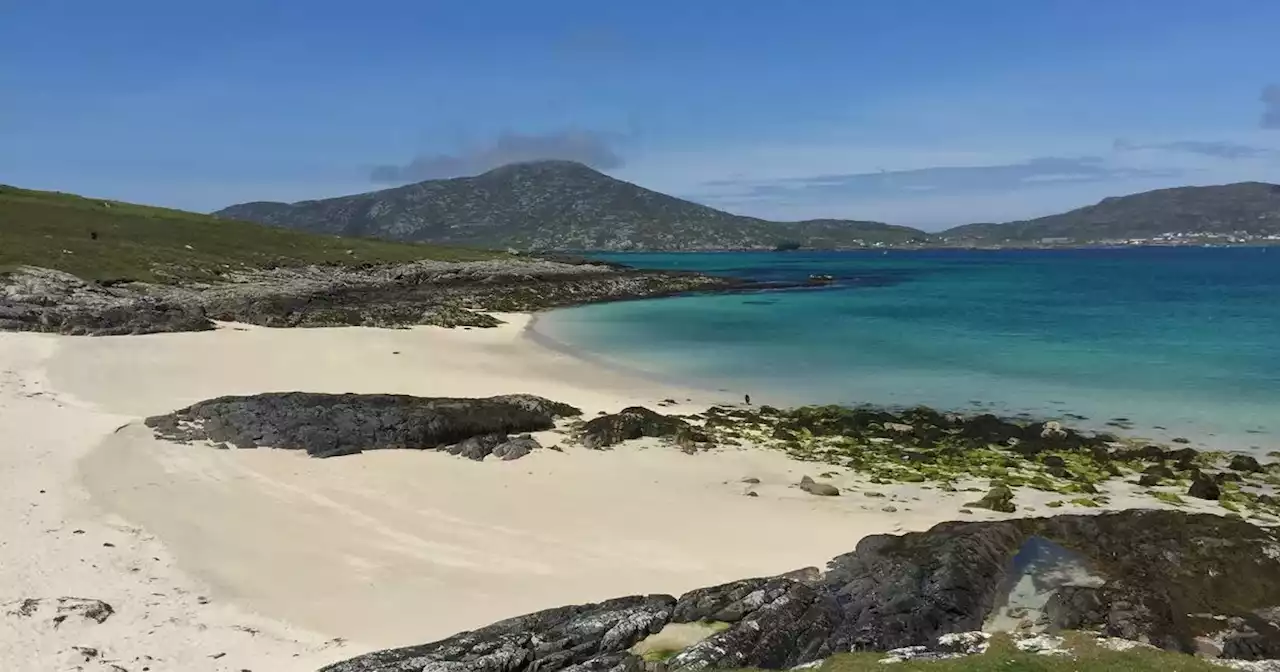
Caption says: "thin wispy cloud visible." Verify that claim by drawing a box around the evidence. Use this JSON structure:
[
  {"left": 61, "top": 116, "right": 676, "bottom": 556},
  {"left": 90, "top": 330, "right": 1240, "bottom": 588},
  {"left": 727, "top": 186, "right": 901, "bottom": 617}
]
[
  {"left": 1113, "top": 138, "right": 1277, "bottom": 160},
  {"left": 697, "top": 156, "right": 1181, "bottom": 200},
  {"left": 370, "top": 130, "right": 625, "bottom": 183},
  {"left": 1263, "top": 84, "right": 1280, "bottom": 129}
]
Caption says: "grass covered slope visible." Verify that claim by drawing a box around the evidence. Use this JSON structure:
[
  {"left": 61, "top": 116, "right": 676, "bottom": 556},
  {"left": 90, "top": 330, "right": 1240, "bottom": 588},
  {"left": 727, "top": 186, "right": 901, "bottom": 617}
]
[{"left": 0, "top": 184, "right": 502, "bottom": 283}]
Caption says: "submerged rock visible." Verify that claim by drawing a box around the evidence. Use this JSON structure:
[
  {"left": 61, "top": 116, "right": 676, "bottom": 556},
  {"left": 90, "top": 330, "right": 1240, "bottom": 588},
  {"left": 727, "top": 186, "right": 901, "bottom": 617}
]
[
  {"left": 319, "top": 511, "right": 1280, "bottom": 671},
  {"left": 146, "top": 392, "right": 581, "bottom": 458}
]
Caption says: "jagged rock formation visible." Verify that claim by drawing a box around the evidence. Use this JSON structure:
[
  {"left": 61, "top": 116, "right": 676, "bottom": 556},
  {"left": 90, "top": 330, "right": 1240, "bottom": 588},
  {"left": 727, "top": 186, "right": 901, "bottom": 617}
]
[
  {"left": 0, "top": 258, "right": 749, "bottom": 336},
  {"left": 217, "top": 161, "right": 929, "bottom": 251},
  {"left": 0, "top": 267, "right": 213, "bottom": 336},
  {"left": 320, "top": 510, "right": 1280, "bottom": 671},
  {"left": 145, "top": 392, "right": 581, "bottom": 458}
]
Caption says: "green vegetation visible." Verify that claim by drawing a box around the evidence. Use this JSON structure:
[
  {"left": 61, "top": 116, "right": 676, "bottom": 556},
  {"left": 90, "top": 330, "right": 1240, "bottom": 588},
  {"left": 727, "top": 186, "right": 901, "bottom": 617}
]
[
  {"left": 1152, "top": 491, "right": 1186, "bottom": 506},
  {"left": 0, "top": 184, "right": 502, "bottom": 283},
  {"left": 630, "top": 620, "right": 732, "bottom": 663},
  {"left": 734, "top": 634, "right": 1230, "bottom": 672}
]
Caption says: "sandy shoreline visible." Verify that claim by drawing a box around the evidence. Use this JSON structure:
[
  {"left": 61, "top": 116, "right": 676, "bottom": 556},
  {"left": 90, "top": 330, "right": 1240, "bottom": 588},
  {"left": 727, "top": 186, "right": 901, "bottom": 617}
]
[{"left": 1, "top": 315, "right": 1230, "bottom": 670}]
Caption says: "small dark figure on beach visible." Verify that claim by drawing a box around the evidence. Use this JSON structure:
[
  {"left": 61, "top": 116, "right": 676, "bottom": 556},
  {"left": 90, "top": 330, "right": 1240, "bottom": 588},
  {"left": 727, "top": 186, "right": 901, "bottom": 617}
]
[
  {"left": 89, "top": 230, "right": 98, "bottom": 240},
  {"left": 744, "top": 394, "right": 751, "bottom": 405}
]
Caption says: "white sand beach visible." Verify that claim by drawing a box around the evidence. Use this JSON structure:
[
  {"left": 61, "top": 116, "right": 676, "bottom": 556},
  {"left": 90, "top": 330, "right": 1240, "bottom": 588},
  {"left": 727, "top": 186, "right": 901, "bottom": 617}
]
[{"left": 0, "top": 316, "right": 1225, "bottom": 671}]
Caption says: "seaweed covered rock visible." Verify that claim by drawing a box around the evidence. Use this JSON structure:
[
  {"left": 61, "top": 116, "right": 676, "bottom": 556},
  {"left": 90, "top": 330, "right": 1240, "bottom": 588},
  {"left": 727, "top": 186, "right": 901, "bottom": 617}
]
[
  {"left": 145, "top": 392, "right": 581, "bottom": 458},
  {"left": 579, "top": 407, "right": 697, "bottom": 450},
  {"left": 1187, "top": 472, "right": 1222, "bottom": 500},
  {"left": 1229, "top": 454, "right": 1264, "bottom": 473},
  {"left": 320, "top": 511, "right": 1280, "bottom": 671},
  {"left": 965, "top": 485, "right": 1016, "bottom": 513}
]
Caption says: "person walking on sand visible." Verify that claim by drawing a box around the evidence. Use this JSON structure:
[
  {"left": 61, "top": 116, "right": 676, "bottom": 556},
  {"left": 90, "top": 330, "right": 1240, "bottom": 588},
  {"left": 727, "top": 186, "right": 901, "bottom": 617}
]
[{"left": 744, "top": 393, "right": 751, "bottom": 405}]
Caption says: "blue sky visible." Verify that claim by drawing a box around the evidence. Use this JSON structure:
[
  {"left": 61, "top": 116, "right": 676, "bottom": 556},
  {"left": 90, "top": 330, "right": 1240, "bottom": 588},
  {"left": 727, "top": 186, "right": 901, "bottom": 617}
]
[{"left": 3, "top": 1, "right": 1279, "bottom": 229}]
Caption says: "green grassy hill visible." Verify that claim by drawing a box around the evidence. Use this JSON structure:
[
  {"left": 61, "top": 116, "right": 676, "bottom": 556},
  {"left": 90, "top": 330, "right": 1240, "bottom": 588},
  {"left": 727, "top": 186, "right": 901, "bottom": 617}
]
[{"left": 0, "top": 184, "right": 502, "bottom": 283}]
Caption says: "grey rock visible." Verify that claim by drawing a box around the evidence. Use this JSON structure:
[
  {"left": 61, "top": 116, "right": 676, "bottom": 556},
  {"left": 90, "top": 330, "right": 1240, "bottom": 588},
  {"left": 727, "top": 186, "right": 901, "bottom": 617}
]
[
  {"left": 1230, "top": 454, "right": 1264, "bottom": 473},
  {"left": 145, "top": 393, "right": 580, "bottom": 458},
  {"left": 492, "top": 436, "right": 541, "bottom": 461},
  {"left": 965, "top": 485, "right": 1016, "bottom": 513},
  {"left": 319, "top": 595, "right": 673, "bottom": 672},
  {"left": 1188, "top": 472, "right": 1222, "bottom": 500},
  {"left": 798, "top": 476, "right": 839, "bottom": 497},
  {"left": 1, "top": 258, "right": 751, "bottom": 336},
  {"left": 579, "top": 407, "right": 696, "bottom": 450},
  {"left": 317, "top": 511, "right": 1280, "bottom": 671},
  {"left": 451, "top": 434, "right": 507, "bottom": 461}
]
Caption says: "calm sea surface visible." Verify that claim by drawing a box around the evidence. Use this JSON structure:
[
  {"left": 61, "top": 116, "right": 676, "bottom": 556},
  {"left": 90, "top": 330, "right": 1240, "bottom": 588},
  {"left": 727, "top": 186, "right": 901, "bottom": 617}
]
[{"left": 535, "top": 247, "right": 1280, "bottom": 454}]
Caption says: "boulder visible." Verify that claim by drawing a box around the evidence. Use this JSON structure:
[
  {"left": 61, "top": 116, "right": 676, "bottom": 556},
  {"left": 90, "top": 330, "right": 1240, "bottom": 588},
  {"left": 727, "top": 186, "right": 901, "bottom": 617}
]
[
  {"left": 492, "top": 436, "right": 541, "bottom": 461},
  {"left": 1229, "top": 454, "right": 1263, "bottom": 473},
  {"left": 1187, "top": 472, "right": 1221, "bottom": 500},
  {"left": 798, "top": 476, "right": 840, "bottom": 497},
  {"left": 965, "top": 485, "right": 1016, "bottom": 513},
  {"left": 451, "top": 433, "right": 507, "bottom": 461}
]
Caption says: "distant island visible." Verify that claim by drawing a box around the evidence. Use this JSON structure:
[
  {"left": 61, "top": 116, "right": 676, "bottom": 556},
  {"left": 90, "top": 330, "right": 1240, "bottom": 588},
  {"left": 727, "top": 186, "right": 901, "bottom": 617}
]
[{"left": 215, "top": 161, "right": 1280, "bottom": 251}]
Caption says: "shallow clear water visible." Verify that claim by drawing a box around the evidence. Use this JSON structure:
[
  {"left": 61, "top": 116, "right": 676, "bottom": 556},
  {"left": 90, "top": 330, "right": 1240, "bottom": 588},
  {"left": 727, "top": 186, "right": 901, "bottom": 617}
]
[{"left": 536, "top": 247, "right": 1280, "bottom": 454}]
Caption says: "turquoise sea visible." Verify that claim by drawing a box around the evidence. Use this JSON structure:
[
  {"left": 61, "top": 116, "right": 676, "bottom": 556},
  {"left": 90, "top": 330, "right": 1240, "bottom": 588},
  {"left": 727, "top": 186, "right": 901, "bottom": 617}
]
[{"left": 535, "top": 247, "right": 1280, "bottom": 454}]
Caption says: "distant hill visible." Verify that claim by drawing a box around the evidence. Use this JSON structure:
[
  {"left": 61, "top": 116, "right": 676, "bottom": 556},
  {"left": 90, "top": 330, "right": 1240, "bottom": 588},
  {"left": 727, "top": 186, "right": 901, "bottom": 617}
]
[
  {"left": 941, "top": 182, "right": 1280, "bottom": 243},
  {"left": 0, "top": 184, "right": 501, "bottom": 283},
  {"left": 216, "top": 160, "right": 930, "bottom": 251}
]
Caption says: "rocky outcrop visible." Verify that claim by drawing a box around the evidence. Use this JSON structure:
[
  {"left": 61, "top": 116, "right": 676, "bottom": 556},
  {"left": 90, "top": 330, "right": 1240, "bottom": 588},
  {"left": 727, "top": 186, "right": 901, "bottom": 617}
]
[
  {"left": 145, "top": 393, "right": 580, "bottom": 458},
  {"left": 578, "top": 407, "right": 710, "bottom": 451},
  {"left": 1, "top": 259, "right": 752, "bottom": 336},
  {"left": 0, "top": 267, "right": 213, "bottom": 335},
  {"left": 319, "top": 510, "right": 1280, "bottom": 671},
  {"left": 319, "top": 595, "right": 676, "bottom": 672}
]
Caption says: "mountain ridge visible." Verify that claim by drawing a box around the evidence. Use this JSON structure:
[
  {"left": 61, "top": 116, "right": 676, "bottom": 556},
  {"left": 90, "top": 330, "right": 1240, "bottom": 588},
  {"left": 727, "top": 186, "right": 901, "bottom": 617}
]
[
  {"left": 940, "top": 181, "right": 1280, "bottom": 243},
  {"left": 215, "top": 161, "right": 930, "bottom": 251},
  {"left": 216, "top": 162, "right": 1280, "bottom": 250}
]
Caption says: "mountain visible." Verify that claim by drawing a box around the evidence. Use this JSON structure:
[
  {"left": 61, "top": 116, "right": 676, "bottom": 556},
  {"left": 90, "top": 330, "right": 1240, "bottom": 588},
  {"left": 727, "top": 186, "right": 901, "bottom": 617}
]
[
  {"left": 940, "top": 182, "right": 1280, "bottom": 243},
  {"left": 216, "top": 161, "right": 930, "bottom": 251},
  {"left": 0, "top": 184, "right": 501, "bottom": 283}
]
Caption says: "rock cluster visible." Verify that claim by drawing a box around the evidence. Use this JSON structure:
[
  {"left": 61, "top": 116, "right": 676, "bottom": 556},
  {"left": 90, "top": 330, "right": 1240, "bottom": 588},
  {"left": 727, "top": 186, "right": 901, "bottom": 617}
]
[
  {"left": 145, "top": 392, "right": 581, "bottom": 458},
  {"left": 0, "top": 259, "right": 749, "bottom": 335},
  {"left": 578, "top": 407, "right": 712, "bottom": 452},
  {"left": 0, "top": 267, "right": 211, "bottom": 335},
  {"left": 319, "top": 510, "right": 1280, "bottom": 671},
  {"left": 696, "top": 404, "right": 1280, "bottom": 517}
]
